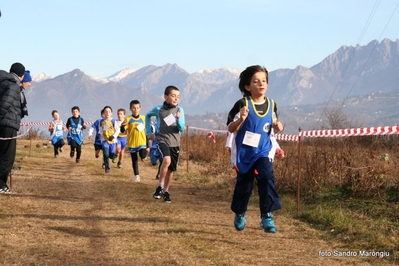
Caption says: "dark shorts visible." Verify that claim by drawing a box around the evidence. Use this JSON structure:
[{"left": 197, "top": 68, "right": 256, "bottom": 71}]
[
  {"left": 157, "top": 142, "right": 180, "bottom": 172},
  {"left": 94, "top": 144, "right": 102, "bottom": 151}
]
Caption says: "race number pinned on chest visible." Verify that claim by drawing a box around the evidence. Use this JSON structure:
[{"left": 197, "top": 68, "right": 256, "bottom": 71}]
[
  {"left": 136, "top": 123, "right": 145, "bottom": 132},
  {"left": 242, "top": 131, "right": 261, "bottom": 148},
  {"left": 164, "top": 114, "right": 176, "bottom": 126}
]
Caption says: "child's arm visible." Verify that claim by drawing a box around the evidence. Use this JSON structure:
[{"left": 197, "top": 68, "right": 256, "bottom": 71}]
[
  {"left": 48, "top": 121, "right": 55, "bottom": 140},
  {"left": 120, "top": 117, "right": 128, "bottom": 133},
  {"left": 81, "top": 118, "right": 87, "bottom": 130},
  {"left": 112, "top": 120, "right": 120, "bottom": 140},
  {"left": 272, "top": 105, "right": 284, "bottom": 132},
  {"left": 88, "top": 127, "right": 94, "bottom": 138},
  {"left": 66, "top": 118, "right": 72, "bottom": 131},
  {"left": 270, "top": 130, "right": 284, "bottom": 159},
  {"left": 176, "top": 107, "right": 185, "bottom": 132},
  {"left": 228, "top": 106, "right": 248, "bottom": 133},
  {"left": 48, "top": 121, "right": 54, "bottom": 133},
  {"left": 273, "top": 121, "right": 284, "bottom": 132}
]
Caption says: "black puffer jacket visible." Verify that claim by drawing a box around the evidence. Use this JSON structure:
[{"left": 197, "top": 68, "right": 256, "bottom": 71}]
[{"left": 0, "top": 70, "right": 22, "bottom": 131}]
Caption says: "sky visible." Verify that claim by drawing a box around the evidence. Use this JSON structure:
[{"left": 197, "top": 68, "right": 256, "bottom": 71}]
[{"left": 1, "top": 0, "right": 398, "bottom": 78}]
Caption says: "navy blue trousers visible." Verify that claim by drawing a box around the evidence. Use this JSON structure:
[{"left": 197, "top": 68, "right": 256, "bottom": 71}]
[
  {"left": 0, "top": 127, "right": 17, "bottom": 187},
  {"left": 231, "top": 157, "right": 281, "bottom": 216}
]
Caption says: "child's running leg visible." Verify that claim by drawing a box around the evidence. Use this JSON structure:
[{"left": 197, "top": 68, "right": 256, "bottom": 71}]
[
  {"left": 75, "top": 144, "right": 82, "bottom": 163},
  {"left": 70, "top": 140, "right": 77, "bottom": 158},
  {"left": 53, "top": 144, "right": 59, "bottom": 158},
  {"left": 139, "top": 148, "right": 147, "bottom": 161},
  {"left": 130, "top": 152, "right": 140, "bottom": 182},
  {"left": 103, "top": 146, "right": 110, "bottom": 173}
]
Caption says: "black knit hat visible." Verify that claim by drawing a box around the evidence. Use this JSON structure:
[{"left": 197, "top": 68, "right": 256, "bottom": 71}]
[{"left": 10, "top": 62, "right": 26, "bottom": 77}]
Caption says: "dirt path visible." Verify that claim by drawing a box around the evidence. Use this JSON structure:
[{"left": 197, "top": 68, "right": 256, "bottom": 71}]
[{"left": 0, "top": 145, "right": 390, "bottom": 265}]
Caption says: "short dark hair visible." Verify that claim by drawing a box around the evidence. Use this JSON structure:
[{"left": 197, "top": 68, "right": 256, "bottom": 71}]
[
  {"left": 164, "top": 85, "right": 179, "bottom": 96},
  {"left": 71, "top": 106, "right": 80, "bottom": 112},
  {"left": 117, "top": 108, "right": 126, "bottom": 114},
  {"left": 129, "top": 100, "right": 141, "bottom": 108},
  {"left": 51, "top": 110, "right": 58, "bottom": 116},
  {"left": 103, "top": 105, "right": 113, "bottom": 112},
  {"left": 238, "top": 65, "right": 268, "bottom": 97}
]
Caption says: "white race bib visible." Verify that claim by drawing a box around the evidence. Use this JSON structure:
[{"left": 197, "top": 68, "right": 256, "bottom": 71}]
[
  {"left": 242, "top": 131, "right": 261, "bottom": 148},
  {"left": 163, "top": 114, "right": 176, "bottom": 126},
  {"left": 136, "top": 123, "right": 145, "bottom": 132}
]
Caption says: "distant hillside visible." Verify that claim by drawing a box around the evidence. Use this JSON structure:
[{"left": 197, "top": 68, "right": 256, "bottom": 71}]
[{"left": 23, "top": 39, "right": 399, "bottom": 134}]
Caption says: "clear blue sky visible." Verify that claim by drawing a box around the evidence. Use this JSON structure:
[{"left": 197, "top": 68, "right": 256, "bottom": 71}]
[{"left": 1, "top": 0, "right": 398, "bottom": 78}]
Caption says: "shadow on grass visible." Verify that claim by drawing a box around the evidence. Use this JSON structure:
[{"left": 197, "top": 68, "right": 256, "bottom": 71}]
[{"left": 6, "top": 213, "right": 171, "bottom": 223}]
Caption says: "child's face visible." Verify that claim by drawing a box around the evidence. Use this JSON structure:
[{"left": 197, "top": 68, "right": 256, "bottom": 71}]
[
  {"left": 245, "top": 71, "right": 268, "bottom": 98},
  {"left": 103, "top": 108, "right": 112, "bottom": 120},
  {"left": 72, "top": 109, "right": 80, "bottom": 118},
  {"left": 117, "top": 111, "right": 125, "bottom": 121},
  {"left": 52, "top": 112, "right": 60, "bottom": 120},
  {"left": 22, "top": 82, "right": 31, "bottom": 90},
  {"left": 164, "top": 89, "right": 180, "bottom": 106},
  {"left": 130, "top": 104, "right": 141, "bottom": 116}
]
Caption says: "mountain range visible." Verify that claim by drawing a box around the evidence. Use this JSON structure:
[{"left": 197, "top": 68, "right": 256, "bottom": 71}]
[{"left": 25, "top": 38, "right": 399, "bottom": 135}]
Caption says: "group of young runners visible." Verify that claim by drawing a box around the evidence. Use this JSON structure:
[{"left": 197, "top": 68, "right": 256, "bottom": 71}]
[
  {"left": 48, "top": 85, "right": 185, "bottom": 204},
  {"left": 47, "top": 65, "right": 286, "bottom": 233}
]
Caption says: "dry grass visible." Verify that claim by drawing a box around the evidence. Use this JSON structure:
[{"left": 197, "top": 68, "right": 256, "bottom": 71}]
[{"left": 0, "top": 139, "right": 395, "bottom": 265}]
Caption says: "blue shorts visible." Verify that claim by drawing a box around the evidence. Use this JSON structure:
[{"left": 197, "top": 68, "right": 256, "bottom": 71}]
[
  {"left": 102, "top": 141, "right": 117, "bottom": 154},
  {"left": 117, "top": 137, "right": 127, "bottom": 150}
]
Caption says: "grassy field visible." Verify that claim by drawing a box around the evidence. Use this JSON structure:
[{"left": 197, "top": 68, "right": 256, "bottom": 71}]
[{"left": 0, "top": 138, "right": 397, "bottom": 265}]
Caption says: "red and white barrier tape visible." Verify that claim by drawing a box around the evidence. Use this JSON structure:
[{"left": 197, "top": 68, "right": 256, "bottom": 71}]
[
  {"left": 19, "top": 123, "right": 398, "bottom": 141},
  {"left": 188, "top": 126, "right": 299, "bottom": 142},
  {"left": 300, "top": 126, "right": 399, "bottom": 138},
  {"left": 274, "top": 134, "right": 299, "bottom": 142},
  {"left": 20, "top": 122, "right": 94, "bottom": 126}
]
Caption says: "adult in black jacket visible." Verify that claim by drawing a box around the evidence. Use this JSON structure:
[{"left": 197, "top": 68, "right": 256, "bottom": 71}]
[{"left": 0, "top": 62, "right": 26, "bottom": 194}]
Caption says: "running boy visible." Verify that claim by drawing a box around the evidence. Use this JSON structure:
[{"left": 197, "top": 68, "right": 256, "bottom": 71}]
[
  {"left": 120, "top": 100, "right": 147, "bottom": 182},
  {"left": 88, "top": 108, "right": 105, "bottom": 168},
  {"left": 99, "top": 106, "right": 119, "bottom": 173},
  {"left": 146, "top": 85, "right": 185, "bottom": 203},
  {"left": 227, "top": 65, "right": 284, "bottom": 233},
  {"left": 115, "top": 108, "right": 127, "bottom": 168},
  {"left": 48, "top": 110, "right": 66, "bottom": 158},
  {"left": 66, "top": 106, "right": 87, "bottom": 163}
]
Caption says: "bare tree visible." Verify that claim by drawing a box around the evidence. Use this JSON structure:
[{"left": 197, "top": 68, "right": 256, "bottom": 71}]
[{"left": 321, "top": 107, "right": 360, "bottom": 129}]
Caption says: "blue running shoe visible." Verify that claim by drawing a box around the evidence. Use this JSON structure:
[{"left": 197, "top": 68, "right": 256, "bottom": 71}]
[
  {"left": 234, "top": 213, "right": 246, "bottom": 231},
  {"left": 260, "top": 212, "right": 277, "bottom": 233}
]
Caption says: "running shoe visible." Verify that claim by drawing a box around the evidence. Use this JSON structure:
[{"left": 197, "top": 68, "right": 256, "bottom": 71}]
[
  {"left": 163, "top": 191, "right": 171, "bottom": 203},
  {"left": 260, "top": 213, "right": 277, "bottom": 233},
  {"left": 234, "top": 213, "right": 246, "bottom": 231},
  {"left": 153, "top": 186, "right": 163, "bottom": 199}
]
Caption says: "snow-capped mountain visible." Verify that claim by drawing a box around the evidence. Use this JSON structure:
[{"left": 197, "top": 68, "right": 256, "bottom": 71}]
[
  {"left": 191, "top": 68, "right": 241, "bottom": 84},
  {"left": 90, "top": 76, "right": 109, "bottom": 84},
  {"left": 108, "top": 68, "right": 135, "bottom": 82},
  {"left": 90, "top": 68, "right": 136, "bottom": 84},
  {"left": 32, "top": 72, "right": 52, "bottom": 82}
]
